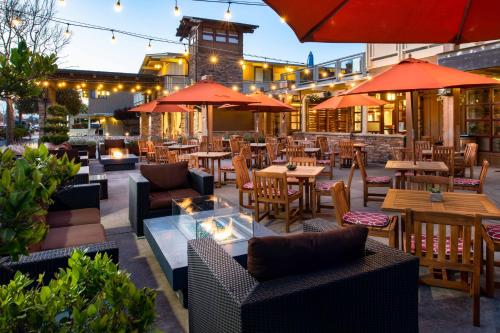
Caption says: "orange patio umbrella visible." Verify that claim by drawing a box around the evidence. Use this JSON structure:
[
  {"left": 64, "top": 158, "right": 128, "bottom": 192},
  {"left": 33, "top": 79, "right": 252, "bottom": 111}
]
[
  {"left": 129, "top": 100, "right": 189, "bottom": 113},
  {"left": 264, "top": 0, "right": 500, "bottom": 43},
  {"left": 157, "top": 79, "right": 256, "bottom": 146},
  {"left": 311, "top": 94, "right": 387, "bottom": 110},
  {"left": 346, "top": 58, "right": 500, "bottom": 95},
  {"left": 218, "top": 92, "right": 295, "bottom": 113}
]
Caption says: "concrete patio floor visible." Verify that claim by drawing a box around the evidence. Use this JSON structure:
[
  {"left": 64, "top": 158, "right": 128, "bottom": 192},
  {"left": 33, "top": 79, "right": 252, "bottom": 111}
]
[{"left": 94, "top": 160, "right": 500, "bottom": 332}]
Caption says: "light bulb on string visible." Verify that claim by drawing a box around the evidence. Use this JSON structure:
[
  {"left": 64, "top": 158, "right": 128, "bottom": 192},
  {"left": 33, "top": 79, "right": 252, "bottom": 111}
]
[
  {"left": 280, "top": 16, "right": 286, "bottom": 24},
  {"left": 210, "top": 55, "right": 218, "bottom": 64},
  {"left": 111, "top": 30, "right": 116, "bottom": 44},
  {"left": 11, "top": 15, "right": 22, "bottom": 27},
  {"left": 58, "top": 0, "right": 66, "bottom": 7},
  {"left": 64, "top": 24, "right": 71, "bottom": 37},
  {"left": 174, "top": 0, "right": 181, "bottom": 16},
  {"left": 183, "top": 45, "right": 189, "bottom": 57},
  {"left": 114, "top": 0, "right": 122, "bottom": 12},
  {"left": 147, "top": 39, "right": 152, "bottom": 50},
  {"left": 224, "top": 2, "right": 232, "bottom": 20}
]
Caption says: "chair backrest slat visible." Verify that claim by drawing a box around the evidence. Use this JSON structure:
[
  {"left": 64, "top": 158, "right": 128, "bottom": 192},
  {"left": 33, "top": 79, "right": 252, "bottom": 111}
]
[
  {"left": 339, "top": 140, "right": 354, "bottom": 159},
  {"left": 286, "top": 145, "right": 305, "bottom": 161},
  {"left": 253, "top": 171, "right": 289, "bottom": 203},
  {"left": 266, "top": 143, "right": 278, "bottom": 162},
  {"left": 233, "top": 155, "right": 250, "bottom": 189},
  {"left": 432, "top": 146, "right": 454, "bottom": 175},
  {"left": 331, "top": 181, "right": 350, "bottom": 227},
  {"left": 355, "top": 150, "right": 367, "bottom": 180},
  {"left": 477, "top": 160, "right": 489, "bottom": 194},
  {"left": 408, "top": 175, "right": 452, "bottom": 192},
  {"left": 290, "top": 156, "right": 316, "bottom": 166}
]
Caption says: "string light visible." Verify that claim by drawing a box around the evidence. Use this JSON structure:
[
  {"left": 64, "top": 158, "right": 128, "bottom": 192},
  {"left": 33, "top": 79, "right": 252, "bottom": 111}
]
[
  {"left": 81, "top": 82, "right": 86, "bottom": 88},
  {"left": 210, "top": 55, "right": 218, "bottom": 64},
  {"left": 155, "top": 85, "right": 161, "bottom": 91},
  {"left": 290, "top": 84, "right": 296, "bottom": 89},
  {"left": 147, "top": 39, "right": 152, "bottom": 50},
  {"left": 64, "top": 23, "right": 71, "bottom": 37},
  {"left": 114, "top": 0, "right": 122, "bottom": 12},
  {"left": 183, "top": 45, "right": 189, "bottom": 56},
  {"left": 232, "top": 85, "right": 239, "bottom": 91},
  {"left": 174, "top": 0, "right": 181, "bottom": 16},
  {"left": 111, "top": 30, "right": 116, "bottom": 44},
  {"left": 135, "top": 84, "right": 141, "bottom": 90},
  {"left": 178, "top": 58, "right": 183, "bottom": 65},
  {"left": 58, "top": 0, "right": 66, "bottom": 7},
  {"left": 250, "top": 85, "right": 256, "bottom": 91},
  {"left": 131, "top": 88, "right": 136, "bottom": 93},
  {"left": 117, "top": 84, "right": 123, "bottom": 89},
  {"left": 304, "top": 68, "right": 310, "bottom": 74},
  {"left": 280, "top": 16, "right": 286, "bottom": 24},
  {"left": 224, "top": 2, "right": 232, "bottom": 20}
]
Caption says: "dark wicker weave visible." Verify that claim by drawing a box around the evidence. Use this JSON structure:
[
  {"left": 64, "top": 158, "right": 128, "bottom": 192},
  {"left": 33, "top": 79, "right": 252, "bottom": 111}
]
[
  {"left": 187, "top": 218, "right": 419, "bottom": 333},
  {"left": 0, "top": 241, "right": 119, "bottom": 284},
  {"left": 129, "top": 169, "right": 214, "bottom": 236}
]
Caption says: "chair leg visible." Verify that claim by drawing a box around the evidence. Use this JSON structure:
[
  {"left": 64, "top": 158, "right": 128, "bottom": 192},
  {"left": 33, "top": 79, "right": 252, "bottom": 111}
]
[
  {"left": 472, "top": 272, "right": 480, "bottom": 327},
  {"left": 363, "top": 185, "right": 368, "bottom": 207},
  {"left": 485, "top": 246, "right": 495, "bottom": 298},
  {"left": 285, "top": 203, "right": 290, "bottom": 233}
]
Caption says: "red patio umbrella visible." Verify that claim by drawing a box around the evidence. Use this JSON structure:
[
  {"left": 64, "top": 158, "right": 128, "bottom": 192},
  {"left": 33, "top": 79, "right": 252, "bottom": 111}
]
[
  {"left": 264, "top": 0, "right": 500, "bottom": 43},
  {"left": 218, "top": 92, "right": 295, "bottom": 113},
  {"left": 129, "top": 100, "right": 189, "bottom": 113},
  {"left": 311, "top": 94, "right": 387, "bottom": 110},
  {"left": 346, "top": 58, "right": 500, "bottom": 95},
  {"left": 157, "top": 79, "right": 257, "bottom": 147}
]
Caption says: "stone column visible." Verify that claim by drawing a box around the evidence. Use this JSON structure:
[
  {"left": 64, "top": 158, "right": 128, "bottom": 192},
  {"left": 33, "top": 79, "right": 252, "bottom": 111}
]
[
  {"left": 361, "top": 106, "right": 368, "bottom": 134},
  {"left": 442, "top": 88, "right": 460, "bottom": 149},
  {"left": 150, "top": 112, "right": 163, "bottom": 139},
  {"left": 140, "top": 113, "right": 150, "bottom": 139}
]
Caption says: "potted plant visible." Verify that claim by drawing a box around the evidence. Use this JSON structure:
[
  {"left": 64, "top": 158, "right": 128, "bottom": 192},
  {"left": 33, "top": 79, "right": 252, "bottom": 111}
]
[
  {"left": 286, "top": 162, "right": 297, "bottom": 171},
  {"left": 430, "top": 186, "right": 443, "bottom": 202},
  {"left": 127, "top": 139, "right": 139, "bottom": 155}
]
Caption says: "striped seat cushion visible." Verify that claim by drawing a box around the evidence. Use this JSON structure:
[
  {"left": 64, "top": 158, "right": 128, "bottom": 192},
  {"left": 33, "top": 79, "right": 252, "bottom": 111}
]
[
  {"left": 242, "top": 182, "right": 254, "bottom": 190},
  {"left": 343, "top": 211, "right": 390, "bottom": 227},
  {"left": 366, "top": 176, "right": 391, "bottom": 184},
  {"left": 410, "top": 234, "right": 465, "bottom": 255},
  {"left": 272, "top": 159, "right": 287, "bottom": 164},
  {"left": 485, "top": 224, "right": 500, "bottom": 241},
  {"left": 317, "top": 159, "right": 331, "bottom": 165},
  {"left": 315, "top": 180, "right": 336, "bottom": 191},
  {"left": 220, "top": 166, "right": 234, "bottom": 171},
  {"left": 453, "top": 177, "right": 480, "bottom": 186}
]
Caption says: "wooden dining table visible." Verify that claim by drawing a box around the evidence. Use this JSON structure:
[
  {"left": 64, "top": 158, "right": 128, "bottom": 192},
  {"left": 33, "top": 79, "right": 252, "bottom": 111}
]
[
  {"left": 189, "top": 152, "right": 231, "bottom": 188},
  {"left": 385, "top": 160, "right": 449, "bottom": 189},
  {"left": 250, "top": 143, "right": 267, "bottom": 168},
  {"left": 259, "top": 165, "right": 324, "bottom": 212},
  {"left": 382, "top": 189, "right": 500, "bottom": 219}
]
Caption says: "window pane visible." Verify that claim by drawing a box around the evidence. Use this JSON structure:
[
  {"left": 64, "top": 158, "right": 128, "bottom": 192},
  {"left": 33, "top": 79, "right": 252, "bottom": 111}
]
[
  {"left": 492, "top": 138, "right": 500, "bottom": 152},
  {"left": 478, "top": 136, "right": 490, "bottom": 152},
  {"left": 228, "top": 31, "right": 238, "bottom": 44},
  {"left": 493, "top": 105, "right": 500, "bottom": 119},
  {"left": 215, "top": 30, "right": 226, "bottom": 42},
  {"left": 466, "top": 89, "right": 489, "bottom": 105},
  {"left": 202, "top": 28, "right": 213, "bottom": 41},
  {"left": 466, "top": 121, "right": 490, "bottom": 135},
  {"left": 493, "top": 88, "right": 500, "bottom": 103},
  {"left": 466, "top": 105, "right": 490, "bottom": 119},
  {"left": 494, "top": 121, "right": 500, "bottom": 137}
]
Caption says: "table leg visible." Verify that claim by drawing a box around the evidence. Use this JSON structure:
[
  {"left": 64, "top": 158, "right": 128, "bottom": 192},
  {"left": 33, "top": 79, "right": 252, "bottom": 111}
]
[
  {"left": 304, "top": 178, "right": 310, "bottom": 212},
  {"left": 217, "top": 158, "right": 222, "bottom": 188}
]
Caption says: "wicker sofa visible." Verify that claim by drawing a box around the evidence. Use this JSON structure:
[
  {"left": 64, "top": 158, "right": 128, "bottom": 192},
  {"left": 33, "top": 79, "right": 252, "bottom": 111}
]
[
  {"left": 0, "top": 183, "right": 118, "bottom": 284},
  {"left": 129, "top": 162, "right": 214, "bottom": 236},
  {"left": 187, "top": 219, "right": 419, "bottom": 333}
]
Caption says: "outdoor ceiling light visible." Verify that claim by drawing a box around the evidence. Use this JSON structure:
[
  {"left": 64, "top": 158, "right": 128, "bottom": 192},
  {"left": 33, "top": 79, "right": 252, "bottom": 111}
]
[
  {"left": 114, "top": 0, "right": 122, "bottom": 12},
  {"left": 64, "top": 24, "right": 71, "bottom": 37},
  {"left": 174, "top": 0, "right": 181, "bottom": 16},
  {"left": 224, "top": 2, "right": 232, "bottom": 20}
]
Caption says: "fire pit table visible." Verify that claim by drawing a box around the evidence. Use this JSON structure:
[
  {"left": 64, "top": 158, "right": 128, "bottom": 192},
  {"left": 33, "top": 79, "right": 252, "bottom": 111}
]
[
  {"left": 100, "top": 153, "right": 139, "bottom": 171},
  {"left": 144, "top": 195, "right": 275, "bottom": 307}
]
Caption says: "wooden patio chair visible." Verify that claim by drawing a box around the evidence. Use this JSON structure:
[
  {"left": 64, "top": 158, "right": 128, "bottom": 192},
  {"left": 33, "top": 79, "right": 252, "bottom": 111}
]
[
  {"left": 265, "top": 136, "right": 277, "bottom": 145},
  {"left": 286, "top": 136, "right": 295, "bottom": 146},
  {"left": 266, "top": 142, "right": 286, "bottom": 165},
  {"left": 253, "top": 170, "right": 303, "bottom": 233},
  {"left": 212, "top": 136, "right": 224, "bottom": 152},
  {"left": 356, "top": 150, "right": 392, "bottom": 207},
  {"left": 415, "top": 140, "right": 431, "bottom": 161},
  {"left": 338, "top": 140, "right": 354, "bottom": 168},
  {"left": 407, "top": 175, "right": 453, "bottom": 192},
  {"left": 421, "top": 136, "right": 434, "bottom": 144},
  {"left": 285, "top": 145, "right": 305, "bottom": 161},
  {"left": 277, "top": 141, "right": 287, "bottom": 159},
  {"left": 392, "top": 147, "right": 414, "bottom": 187},
  {"left": 403, "top": 209, "right": 482, "bottom": 326},
  {"left": 453, "top": 160, "right": 489, "bottom": 194},
  {"left": 432, "top": 146, "right": 454, "bottom": 176},
  {"left": 233, "top": 155, "right": 254, "bottom": 209},
  {"left": 314, "top": 160, "right": 356, "bottom": 217},
  {"left": 331, "top": 181, "right": 398, "bottom": 248},
  {"left": 482, "top": 223, "right": 500, "bottom": 298},
  {"left": 154, "top": 146, "right": 169, "bottom": 164},
  {"left": 146, "top": 141, "right": 156, "bottom": 162},
  {"left": 137, "top": 140, "right": 149, "bottom": 162},
  {"left": 187, "top": 139, "right": 199, "bottom": 153},
  {"left": 167, "top": 151, "right": 179, "bottom": 164},
  {"left": 239, "top": 143, "right": 258, "bottom": 169},
  {"left": 229, "top": 138, "right": 240, "bottom": 157},
  {"left": 455, "top": 143, "right": 478, "bottom": 178}
]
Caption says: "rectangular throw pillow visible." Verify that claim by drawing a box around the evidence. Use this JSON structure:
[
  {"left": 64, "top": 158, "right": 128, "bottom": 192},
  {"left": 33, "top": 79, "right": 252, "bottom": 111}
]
[
  {"left": 247, "top": 225, "right": 368, "bottom": 281},
  {"left": 140, "top": 162, "right": 190, "bottom": 191}
]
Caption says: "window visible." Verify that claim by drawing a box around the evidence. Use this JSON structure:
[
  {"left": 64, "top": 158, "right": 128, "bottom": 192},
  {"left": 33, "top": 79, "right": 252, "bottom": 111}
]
[
  {"left": 353, "top": 106, "right": 362, "bottom": 132},
  {"left": 215, "top": 30, "right": 226, "bottom": 43},
  {"left": 202, "top": 28, "right": 213, "bottom": 41},
  {"left": 228, "top": 31, "right": 239, "bottom": 44},
  {"left": 254, "top": 67, "right": 272, "bottom": 82}
]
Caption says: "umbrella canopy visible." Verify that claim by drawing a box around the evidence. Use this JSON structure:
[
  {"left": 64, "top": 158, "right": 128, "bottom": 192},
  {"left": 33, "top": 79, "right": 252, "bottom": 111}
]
[
  {"left": 219, "top": 92, "right": 295, "bottom": 113},
  {"left": 312, "top": 94, "right": 387, "bottom": 110},
  {"left": 264, "top": 0, "right": 500, "bottom": 43},
  {"left": 129, "top": 100, "right": 189, "bottom": 113},
  {"left": 346, "top": 58, "right": 500, "bottom": 95},
  {"left": 157, "top": 79, "right": 256, "bottom": 105}
]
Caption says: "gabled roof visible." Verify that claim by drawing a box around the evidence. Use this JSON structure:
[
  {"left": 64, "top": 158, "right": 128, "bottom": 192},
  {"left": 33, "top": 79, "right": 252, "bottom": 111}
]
[{"left": 176, "top": 16, "right": 258, "bottom": 40}]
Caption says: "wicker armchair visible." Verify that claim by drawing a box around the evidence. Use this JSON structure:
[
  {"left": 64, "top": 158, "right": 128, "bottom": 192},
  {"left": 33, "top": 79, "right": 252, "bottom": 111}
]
[{"left": 187, "top": 219, "right": 419, "bottom": 333}]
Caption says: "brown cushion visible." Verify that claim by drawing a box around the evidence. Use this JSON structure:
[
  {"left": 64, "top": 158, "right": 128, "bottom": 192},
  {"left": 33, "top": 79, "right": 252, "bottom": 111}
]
[
  {"left": 141, "top": 162, "right": 190, "bottom": 191},
  {"left": 247, "top": 225, "right": 368, "bottom": 281},
  {"left": 46, "top": 208, "right": 100, "bottom": 228},
  {"left": 149, "top": 188, "right": 200, "bottom": 210},
  {"left": 41, "top": 224, "right": 106, "bottom": 250},
  {"left": 104, "top": 139, "right": 125, "bottom": 150}
]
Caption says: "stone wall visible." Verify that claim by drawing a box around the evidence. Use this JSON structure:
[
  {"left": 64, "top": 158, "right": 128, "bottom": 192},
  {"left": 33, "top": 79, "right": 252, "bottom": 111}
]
[
  {"left": 192, "top": 39, "right": 242, "bottom": 84},
  {"left": 150, "top": 113, "right": 163, "bottom": 139},
  {"left": 294, "top": 132, "right": 405, "bottom": 163},
  {"left": 140, "top": 113, "right": 149, "bottom": 138}
]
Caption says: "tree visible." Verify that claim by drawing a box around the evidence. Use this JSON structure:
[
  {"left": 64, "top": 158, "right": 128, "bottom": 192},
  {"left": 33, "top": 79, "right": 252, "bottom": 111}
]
[
  {"left": 0, "top": 0, "right": 69, "bottom": 144},
  {"left": 0, "top": 40, "right": 57, "bottom": 143},
  {"left": 15, "top": 95, "right": 39, "bottom": 122},
  {"left": 40, "top": 104, "right": 69, "bottom": 144},
  {"left": 56, "top": 88, "right": 83, "bottom": 116}
]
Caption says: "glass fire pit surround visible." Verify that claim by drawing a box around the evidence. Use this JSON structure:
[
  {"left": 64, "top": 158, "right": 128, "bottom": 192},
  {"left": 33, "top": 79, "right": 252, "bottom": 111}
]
[{"left": 172, "top": 195, "right": 254, "bottom": 244}]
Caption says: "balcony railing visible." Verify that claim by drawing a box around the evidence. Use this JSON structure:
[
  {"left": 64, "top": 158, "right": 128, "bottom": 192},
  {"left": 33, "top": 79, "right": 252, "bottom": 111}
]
[
  {"left": 163, "top": 75, "right": 191, "bottom": 92},
  {"left": 287, "top": 52, "right": 367, "bottom": 89},
  {"left": 241, "top": 80, "right": 294, "bottom": 94}
]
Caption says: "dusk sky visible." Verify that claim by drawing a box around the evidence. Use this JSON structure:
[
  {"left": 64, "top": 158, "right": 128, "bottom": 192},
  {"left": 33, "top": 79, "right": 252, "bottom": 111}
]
[{"left": 57, "top": 0, "right": 364, "bottom": 73}]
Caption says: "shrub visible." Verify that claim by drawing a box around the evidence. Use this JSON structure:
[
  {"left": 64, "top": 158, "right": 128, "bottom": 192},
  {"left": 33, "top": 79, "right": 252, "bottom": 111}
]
[
  {"left": 56, "top": 89, "right": 83, "bottom": 116},
  {"left": 0, "top": 145, "right": 80, "bottom": 260},
  {"left": 0, "top": 250, "right": 157, "bottom": 332},
  {"left": 13, "top": 126, "right": 28, "bottom": 139},
  {"left": 41, "top": 104, "right": 70, "bottom": 145}
]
